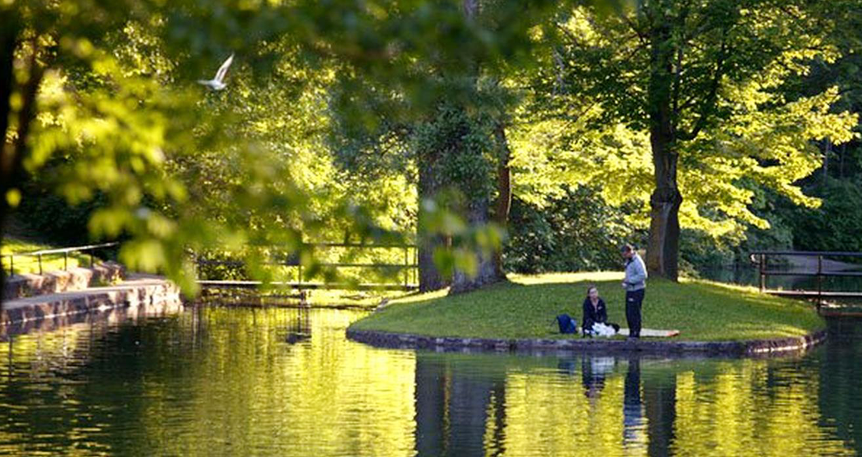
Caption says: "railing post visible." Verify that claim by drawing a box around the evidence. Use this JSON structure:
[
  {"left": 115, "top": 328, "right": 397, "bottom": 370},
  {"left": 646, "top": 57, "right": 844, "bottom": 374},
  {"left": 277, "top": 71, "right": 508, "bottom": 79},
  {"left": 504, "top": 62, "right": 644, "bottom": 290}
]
[
  {"left": 759, "top": 253, "right": 766, "bottom": 292},
  {"left": 298, "top": 241, "right": 304, "bottom": 289},
  {"left": 817, "top": 254, "right": 823, "bottom": 311},
  {"left": 192, "top": 252, "right": 198, "bottom": 281},
  {"left": 8, "top": 255, "right": 12, "bottom": 276},
  {"left": 64, "top": 252, "right": 68, "bottom": 271},
  {"left": 38, "top": 254, "right": 43, "bottom": 275},
  {"left": 404, "top": 246, "right": 409, "bottom": 289}
]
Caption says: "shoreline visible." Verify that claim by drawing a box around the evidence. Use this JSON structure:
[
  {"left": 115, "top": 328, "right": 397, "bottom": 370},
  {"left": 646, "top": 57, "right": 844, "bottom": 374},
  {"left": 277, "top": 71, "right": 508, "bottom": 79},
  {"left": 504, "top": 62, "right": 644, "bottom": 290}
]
[
  {"left": 1, "top": 275, "right": 183, "bottom": 341},
  {"left": 345, "top": 273, "right": 827, "bottom": 357},
  {"left": 346, "top": 327, "right": 828, "bottom": 358}
]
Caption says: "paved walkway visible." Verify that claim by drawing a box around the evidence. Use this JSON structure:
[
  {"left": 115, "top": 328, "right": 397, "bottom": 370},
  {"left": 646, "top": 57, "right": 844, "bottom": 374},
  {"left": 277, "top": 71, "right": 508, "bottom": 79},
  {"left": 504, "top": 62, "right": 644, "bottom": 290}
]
[{"left": 787, "top": 256, "right": 861, "bottom": 271}]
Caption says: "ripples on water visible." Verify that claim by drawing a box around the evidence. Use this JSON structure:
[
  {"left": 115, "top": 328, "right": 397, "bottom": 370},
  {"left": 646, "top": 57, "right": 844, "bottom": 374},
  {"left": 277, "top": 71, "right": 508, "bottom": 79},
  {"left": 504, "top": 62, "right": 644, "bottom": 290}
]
[{"left": 1, "top": 307, "right": 860, "bottom": 456}]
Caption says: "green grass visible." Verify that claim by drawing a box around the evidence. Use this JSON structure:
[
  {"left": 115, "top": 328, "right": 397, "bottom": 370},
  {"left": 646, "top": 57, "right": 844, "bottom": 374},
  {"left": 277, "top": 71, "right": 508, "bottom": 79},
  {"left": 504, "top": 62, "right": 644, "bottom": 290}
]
[
  {"left": 349, "top": 272, "right": 825, "bottom": 341},
  {"left": 1, "top": 238, "right": 91, "bottom": 275}
]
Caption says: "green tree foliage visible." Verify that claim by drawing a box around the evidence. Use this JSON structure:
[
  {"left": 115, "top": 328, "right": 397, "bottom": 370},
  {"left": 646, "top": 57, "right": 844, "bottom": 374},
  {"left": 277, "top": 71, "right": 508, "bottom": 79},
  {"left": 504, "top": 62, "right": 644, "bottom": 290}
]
[
  {"left": 788, "top": 178, "right": 862, "bottom": 253},
  {"left": 1, "top": 0, "right": 203, "bottom": 295},
  {"left": 504, "top": 186, "right": 637, "bottom": 274},
  {"left": 528, "top": 1, "right": 858, "bottom": 280},
  {"left": 4, "top": 0, "right": 861, "bottom": 306},
  {"left": 321, "top": 0, "right": 582, "bottom": 293},
  {"left": 2, "top": 0, "right": 568, "bottom": 303},
  {"left": 682, "top": 0, "right": 862, "bottom": 271}
]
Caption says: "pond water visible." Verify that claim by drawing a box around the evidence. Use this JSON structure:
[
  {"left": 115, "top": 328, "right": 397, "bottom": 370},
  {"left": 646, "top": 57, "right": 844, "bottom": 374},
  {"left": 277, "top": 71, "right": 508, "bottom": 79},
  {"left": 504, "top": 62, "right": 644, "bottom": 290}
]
[
  {"left": 2, "top": 307, "right": 862, "bottom": 456},
  {"left": 700, "top": 265, "right": 862, "bottom": 309}
]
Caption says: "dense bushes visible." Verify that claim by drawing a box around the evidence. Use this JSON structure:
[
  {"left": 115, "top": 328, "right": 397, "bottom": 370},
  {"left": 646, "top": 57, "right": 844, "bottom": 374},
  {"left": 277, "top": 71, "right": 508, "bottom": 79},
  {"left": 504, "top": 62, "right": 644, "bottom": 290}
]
[
  {"left": 790, "top": 178, "right": 862, "bottom": 252},
  {"left": 503, "top": 186, "right": 640, "bottom": 274},
  {"left": 12, "top": 188, "right": 100, "bottom": 247}
]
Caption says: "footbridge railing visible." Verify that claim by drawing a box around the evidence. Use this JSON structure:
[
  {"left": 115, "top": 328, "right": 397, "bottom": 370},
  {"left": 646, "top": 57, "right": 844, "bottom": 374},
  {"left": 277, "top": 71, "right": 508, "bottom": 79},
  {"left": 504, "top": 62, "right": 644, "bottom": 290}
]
[
  {"left": 195, "top": 242, "right": 419, "bottom": 292},
  {"left": 749, "top": 251, "right": 862, "bottom": 307},
  {"left": 2, "top": 242, "right": 119, "bottom": 276}
]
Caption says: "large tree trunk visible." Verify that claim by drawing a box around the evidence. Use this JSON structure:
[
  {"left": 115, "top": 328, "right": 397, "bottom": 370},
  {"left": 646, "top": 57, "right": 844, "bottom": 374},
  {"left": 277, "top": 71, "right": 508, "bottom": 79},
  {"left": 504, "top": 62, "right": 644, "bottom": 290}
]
[
  {"left": 418, "top": 157, "right": 448, "bottom": 293},
  {"left": 492, "top": 122, "right": 511, "bottom": 279},
  {"left": 647, "top": 138, "right": 682, "bottom": 281},
  {"left": 447, "top": 0, "right": 505, "bottom": 295},
  {"left": 450, "top": 195, "right": 500, "bottom": 294},
  {"left": 0, "top": 15, "right": 19, "bottom": 308},
  {"left": 645, "top": 17, "right": 682, "bottom": 281}
]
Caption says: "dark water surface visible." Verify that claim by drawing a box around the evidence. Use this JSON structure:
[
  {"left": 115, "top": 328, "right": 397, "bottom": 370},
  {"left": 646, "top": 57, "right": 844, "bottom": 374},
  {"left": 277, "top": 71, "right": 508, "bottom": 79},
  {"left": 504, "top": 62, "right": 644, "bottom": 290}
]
[
  {"left": 700, "top": 265, "right": 862, "bottom": 293},
  {"left": 2, "top": 307, "right": 862, "bottom": 456}
]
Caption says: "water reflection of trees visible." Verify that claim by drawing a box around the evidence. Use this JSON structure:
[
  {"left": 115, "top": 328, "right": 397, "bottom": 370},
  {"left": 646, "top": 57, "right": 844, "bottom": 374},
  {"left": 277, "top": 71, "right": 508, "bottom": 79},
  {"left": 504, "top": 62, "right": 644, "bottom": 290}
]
[
  {"left": 415, "top": 357, "right": 507, "bottom": 456},
  {"left": 0, "top": 308, "right": 419, "bottom": 456},
  {"left": 1, "top": 310, "right": 859, "bottom": 456},
  {"left": 413, "top": 352, "right": 852, "bottom": 457},
  {"left": 414, "top": 354, "right": 653, "bottom": 457},
  {"left": 817, "top": 339, "right": 862, "bottom": 454}
]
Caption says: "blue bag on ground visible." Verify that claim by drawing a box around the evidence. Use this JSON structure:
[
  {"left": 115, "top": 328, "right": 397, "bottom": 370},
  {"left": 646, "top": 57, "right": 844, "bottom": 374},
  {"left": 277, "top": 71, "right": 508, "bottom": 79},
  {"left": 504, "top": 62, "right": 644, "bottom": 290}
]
[{"left": 556, "top": 314, "right": 578, "bottom": 334}]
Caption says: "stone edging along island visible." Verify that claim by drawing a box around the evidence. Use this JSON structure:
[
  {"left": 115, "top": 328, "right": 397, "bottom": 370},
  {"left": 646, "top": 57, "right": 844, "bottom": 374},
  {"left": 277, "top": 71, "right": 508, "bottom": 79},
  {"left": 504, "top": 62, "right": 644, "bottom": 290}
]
[{"left": 346, "top": 327, "right": 828, "bottom": 357}]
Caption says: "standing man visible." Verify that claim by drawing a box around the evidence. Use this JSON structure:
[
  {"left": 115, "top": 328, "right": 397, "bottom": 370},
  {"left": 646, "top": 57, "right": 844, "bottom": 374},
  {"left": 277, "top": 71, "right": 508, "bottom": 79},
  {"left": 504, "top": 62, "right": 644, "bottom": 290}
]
[{"left": 621, "top": 244, "right": 647, "bottom": 339}]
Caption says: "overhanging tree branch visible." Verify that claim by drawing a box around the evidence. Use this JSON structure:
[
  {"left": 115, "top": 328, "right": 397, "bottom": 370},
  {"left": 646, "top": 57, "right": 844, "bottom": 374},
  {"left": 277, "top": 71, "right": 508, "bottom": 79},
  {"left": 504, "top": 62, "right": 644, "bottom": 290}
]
[{"left": 677, "top": 31, "right": 728, "bottom": 142}]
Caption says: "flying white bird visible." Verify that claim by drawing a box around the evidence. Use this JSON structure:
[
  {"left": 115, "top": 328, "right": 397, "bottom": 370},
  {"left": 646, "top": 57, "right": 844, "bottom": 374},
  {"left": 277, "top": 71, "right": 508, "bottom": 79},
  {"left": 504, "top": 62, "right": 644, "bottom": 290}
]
[{"left": 197, "top": 53, "right": 234, "bottom": 90}]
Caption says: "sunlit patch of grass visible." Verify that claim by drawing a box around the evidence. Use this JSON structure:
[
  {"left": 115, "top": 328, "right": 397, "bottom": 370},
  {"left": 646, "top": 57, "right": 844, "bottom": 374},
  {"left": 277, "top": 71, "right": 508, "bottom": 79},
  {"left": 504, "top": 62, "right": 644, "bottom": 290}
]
[
  {"left": 349, "top": 272, "right": 825, "bottom": 342},
  {"left": 509, "top": 272, "right": 625, "bottom": 285},
  {"left": 1, "top": 238, "right": 91, "bottom": 275}
]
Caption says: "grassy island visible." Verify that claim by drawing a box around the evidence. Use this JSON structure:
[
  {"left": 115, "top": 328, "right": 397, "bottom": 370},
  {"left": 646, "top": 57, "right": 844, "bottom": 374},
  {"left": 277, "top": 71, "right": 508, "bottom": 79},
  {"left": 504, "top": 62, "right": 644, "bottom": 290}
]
[{"left": 349, "top": 273, "right": 825, "bottom": 342}]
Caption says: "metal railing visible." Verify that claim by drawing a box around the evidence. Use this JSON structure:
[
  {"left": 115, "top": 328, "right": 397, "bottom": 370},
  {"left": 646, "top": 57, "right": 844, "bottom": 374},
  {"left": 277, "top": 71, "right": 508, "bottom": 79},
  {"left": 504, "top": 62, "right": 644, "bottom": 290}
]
[
  {"left": 749, "top": 251, "right": 862, "bottom": 307},
  {"left": 2, "top": 242, "right": 119, "bottom": 276},
  {"left": 196, "top": 242, "right": 419, "bottom": 291}
]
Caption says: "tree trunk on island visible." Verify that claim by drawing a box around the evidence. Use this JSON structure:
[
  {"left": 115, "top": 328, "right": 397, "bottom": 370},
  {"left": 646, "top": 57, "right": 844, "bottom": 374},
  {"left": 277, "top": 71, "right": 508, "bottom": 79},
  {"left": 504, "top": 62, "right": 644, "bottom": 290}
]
[
  {"left": 450, "top": 194, "right": 500, "bottom": 294},
  {"left": 645, "top": 16, "right": 682, "bottom": 282},
  {"left": 418, "top": 237, "right": 449, "bottom": 293},
  {"left": 647, "top": 126, "right": 682, "bottom": 281},
  {"left": 417, "top": 110, "right": 508, "bottom": 294},
  {"left": 447, "top": 0, "right": 506, "bottom": 295},
  {"left": 492, "top": 122, "right": 511, "bottom": 279},
  {"left": 418, "top": 155, "right": 449, "bottom": 293}
]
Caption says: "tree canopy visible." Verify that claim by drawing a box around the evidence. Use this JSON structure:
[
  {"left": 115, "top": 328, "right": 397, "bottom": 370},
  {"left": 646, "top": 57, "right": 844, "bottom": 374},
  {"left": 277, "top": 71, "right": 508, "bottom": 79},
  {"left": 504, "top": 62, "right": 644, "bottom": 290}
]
[{"left": 2, "top": 0, "right": 860, "bottom": 302}]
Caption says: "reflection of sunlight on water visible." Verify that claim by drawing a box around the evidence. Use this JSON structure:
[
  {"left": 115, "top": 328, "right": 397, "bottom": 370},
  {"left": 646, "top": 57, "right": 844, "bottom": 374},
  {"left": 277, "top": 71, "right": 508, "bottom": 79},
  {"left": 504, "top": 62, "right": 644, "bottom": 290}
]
[
  {"left": 501, "top": 360, "right": 638, "bottom": 457},
  {"left": 671, "top": 361, "right": 853, "bottom": 457},
  {"left": 0, "top": 308, "right": 419, "bottom": 456},
  {"left": 0, "top": 308, "right": 861, "bottom": 456},
  {"left": 157, "top": 308, "right": 418, "bottom": 456}
]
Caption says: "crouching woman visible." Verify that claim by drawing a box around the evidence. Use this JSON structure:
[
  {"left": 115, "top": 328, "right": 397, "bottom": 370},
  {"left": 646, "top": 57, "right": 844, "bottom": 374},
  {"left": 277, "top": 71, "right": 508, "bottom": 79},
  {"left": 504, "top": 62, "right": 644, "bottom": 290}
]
[{"left": 582, "top": 285, "right": 607, "bottom": 335}]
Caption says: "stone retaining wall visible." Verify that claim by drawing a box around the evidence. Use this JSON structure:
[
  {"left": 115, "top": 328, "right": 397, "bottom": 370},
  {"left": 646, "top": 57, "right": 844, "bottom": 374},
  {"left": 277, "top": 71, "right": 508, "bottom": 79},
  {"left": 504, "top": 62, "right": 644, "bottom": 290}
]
[
  {"left": 3, "top": 262, "right": 125, "bottom": 300},
  {"left": 1, "top": 279, "right": 182, "bottom": 341},
  {"left": 346, "top": 327, "right": 827, "bottom": 357}
]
